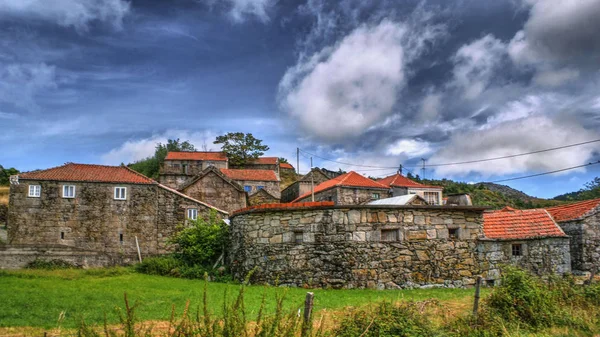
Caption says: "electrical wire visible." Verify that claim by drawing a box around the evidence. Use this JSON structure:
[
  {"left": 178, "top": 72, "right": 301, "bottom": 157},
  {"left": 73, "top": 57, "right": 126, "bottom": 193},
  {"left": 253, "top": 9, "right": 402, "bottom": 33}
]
[{"left": 487, "top": 160, "right": 600, "bottom": 183}]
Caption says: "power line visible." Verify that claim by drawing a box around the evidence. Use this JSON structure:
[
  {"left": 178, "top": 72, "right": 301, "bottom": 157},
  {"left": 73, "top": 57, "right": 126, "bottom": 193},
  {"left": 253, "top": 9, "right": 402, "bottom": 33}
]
[
  {"left": 425, "top": 138, "right": 600, "bottom": 167},
  {"left": 488, "top": 160, "right": 600, "bottom": 183}
]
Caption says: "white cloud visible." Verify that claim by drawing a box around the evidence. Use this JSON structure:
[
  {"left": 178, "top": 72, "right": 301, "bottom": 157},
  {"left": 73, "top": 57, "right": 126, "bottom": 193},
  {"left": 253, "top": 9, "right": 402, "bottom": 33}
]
[
  {"left": 451, "top": 34, "right": 506, "bottom": 100},
  {"left": 419, "top": 93, "right": 441, "bottom": 122},
  {"left": 386, "top": 139, "right": 432, "bottom": 158},
  {"left": 101, "top": 130, "right": 218, "bottom": 165},
  {"left": 532, "top": 68, "right": 580, "bottom": 87},
  {"left": 227, "top": 0, "right": 275, "bottom": 23},
  {"left": 279, "top": 19, "right": 441, "bottom": 142},
  {"left": 0, "top": 63, "right": 57, "bottom": 112},
  {"left": 430, "top": 115, "right": 599, "bottom": 177},
  {"left": 0, "top": 0, "right": 130, "bottom": 32}
]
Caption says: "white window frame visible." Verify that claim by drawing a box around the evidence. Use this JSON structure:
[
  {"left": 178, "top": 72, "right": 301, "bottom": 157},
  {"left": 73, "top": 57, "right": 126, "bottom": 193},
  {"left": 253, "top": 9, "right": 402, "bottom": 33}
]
[
  {"left": 28, "top": 185, "right": 41, "bottom": 197},
  {"left": 114, "top": 187, "right": 127, "bottom": 200},
  {"left": 62, "top": 185, "right": 76, "bottom": 198},
  {"left": 187, "top": 208, "right": 198, "bottom": 220}
]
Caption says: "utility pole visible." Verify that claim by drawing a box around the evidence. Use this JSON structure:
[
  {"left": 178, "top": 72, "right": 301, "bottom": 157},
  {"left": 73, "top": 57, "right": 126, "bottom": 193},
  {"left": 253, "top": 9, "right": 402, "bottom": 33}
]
[
  {"left": 311, "top": 157, "right": 315, "bottom": 202},
  {"left": 398, "top": 164, "right": 403, "bottom": 175},
  {"left": 421, "top": 158, "right": 426, "bottom": 180},
  {"left": 297, "top": 147, "right": 300, "bottom": 175}
]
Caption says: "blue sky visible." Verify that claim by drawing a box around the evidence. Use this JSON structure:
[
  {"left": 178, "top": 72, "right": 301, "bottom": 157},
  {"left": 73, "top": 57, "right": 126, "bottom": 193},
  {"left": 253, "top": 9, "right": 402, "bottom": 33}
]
[{"left": 0, "top": 0, "right": 599, "bottom": 198}]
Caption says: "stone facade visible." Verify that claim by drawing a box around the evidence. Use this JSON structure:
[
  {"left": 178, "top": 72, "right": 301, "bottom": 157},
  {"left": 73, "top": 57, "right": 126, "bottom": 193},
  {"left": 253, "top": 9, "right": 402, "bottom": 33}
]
[
  {"left": 281, "top": 169, "right": 332, "bottom": 203},
  {"left": 180, "top": 169, "right": 247, "bottom": 214},
  {"left": 248, "top": 189, "right": 280, "bottom": 206},
  {"left": 230, "top": 205, "right": 488, "bottom": 289},
  {"left": 7, "top": 180, "right": 226, "bottom": 264},
  {"left": 238, "top": 180, "right": 280, "bottom": 199},
  {"left": 478, "top": 238, "right": 571, "bottom": 282},
  {"left": 295, "top": 186, "right": 390, "bottom": 205},
  {"left": 558, "top": 210, "right": 600, "bottom": 273}
]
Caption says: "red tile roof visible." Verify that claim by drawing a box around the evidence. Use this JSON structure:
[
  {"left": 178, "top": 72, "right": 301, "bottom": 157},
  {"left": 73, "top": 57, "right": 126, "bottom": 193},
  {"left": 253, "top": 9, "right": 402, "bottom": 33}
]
[
  {"left": 249, "top": 157, "right": 278, "bottom": 165},
  {"left": 483, "top": 207, "right": 567, "bottom": 240},
  {"left": 220, "top": 169, "right": 279, "bottom": 182},
  {"left": 165, "top": 151, "right": 228, "bottom": 161},
  {"left": 546, "top": 198, "right": 600, "bottom": 222},
  {"left": 232, "top": 201, "right": 335, "bottom": 216},
  {"left": 280, "top": 162, "right": 295, "bottom": 170},
  {"left": 292, "top": 171, "right": 388, "bottom": 202},
  {"left": 19, "top": 163, "right": 155, "bottom": 185},
  {"left": 378, "top": 173, "right": 442, "bottom": 189}
]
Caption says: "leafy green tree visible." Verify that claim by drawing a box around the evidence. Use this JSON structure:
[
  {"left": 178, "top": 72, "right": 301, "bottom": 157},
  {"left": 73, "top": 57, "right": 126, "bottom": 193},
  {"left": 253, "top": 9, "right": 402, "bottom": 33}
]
[
  {"left": 0, "top": 165, "right": 19, "bottom": 185},
  {"left": 278, "top": 157, "right": 289, "bottom": 164},
  {"left": 213, "top": 132, "right": 269, "bottom": 166},
  {"left": 169, "top": 210, "right": 228, "bottom": 266},
  {"left": 128, "top": 138, "right": 196, "bottom": 179}
]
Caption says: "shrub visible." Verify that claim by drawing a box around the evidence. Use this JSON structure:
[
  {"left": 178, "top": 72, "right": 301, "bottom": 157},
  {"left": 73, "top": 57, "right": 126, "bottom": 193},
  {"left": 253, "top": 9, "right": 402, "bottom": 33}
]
[
  {"left": 134, "top": 256, "right": 182, "bottom": 276},
  {"left": 26, "top": 259, "right": 77, "bottom": 270}
]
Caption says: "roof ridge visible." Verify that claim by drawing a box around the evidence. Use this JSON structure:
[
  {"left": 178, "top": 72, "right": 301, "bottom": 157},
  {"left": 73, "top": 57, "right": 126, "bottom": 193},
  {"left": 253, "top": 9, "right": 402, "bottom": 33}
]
[{"left": 122, "top": 165, "right": 157, "bottom": 184}]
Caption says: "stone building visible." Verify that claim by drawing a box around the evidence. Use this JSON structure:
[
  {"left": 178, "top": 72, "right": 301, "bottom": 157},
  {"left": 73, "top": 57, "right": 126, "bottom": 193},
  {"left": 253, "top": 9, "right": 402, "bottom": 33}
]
[
  {"left": 220, "top": 169, "right": 280, "bottom": 199},
  {"left": 292, "top": 171, "right": 390, "bottom": 205},
  {"left": 159, "top": 151, "right": 229, "bottom": 189},
  {"left": 281, "top": 168, "right": 332, "bottom": 202},
  {"left": 378, "top": 173, "right": 444, "bottom": 205},
  {"left": 179, "top": 166, "right": 247, "bottom": 214},
  {"left": 367, "top": 194, "right": 428, "bottom": 206},
  {"left": 5, "top": 163, "right": 227, "bottom": 267},
  {"left": 279, "top": 162, "right": 295, "bottom": 175},
  {"left": 248, "top": 188, "right": 280, "bottom": 206},
  {"left": 547, "top": 198, "right": 600, "bottom": 274},
  {"left": 480, "top": 207, "right": 571, "bottom": 280},
  {"left": 229, "top": 202, "right": 488, "bottom": 289}
]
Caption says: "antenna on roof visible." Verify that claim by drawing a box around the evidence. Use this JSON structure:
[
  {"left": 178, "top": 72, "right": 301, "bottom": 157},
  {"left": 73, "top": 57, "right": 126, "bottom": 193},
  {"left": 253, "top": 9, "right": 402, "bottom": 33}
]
[
  {"left": 421, "top": 158, "right": 426, "bottom": 180},
  {"left": 397, "top": 164, "right": 403, "bottom": 175}
]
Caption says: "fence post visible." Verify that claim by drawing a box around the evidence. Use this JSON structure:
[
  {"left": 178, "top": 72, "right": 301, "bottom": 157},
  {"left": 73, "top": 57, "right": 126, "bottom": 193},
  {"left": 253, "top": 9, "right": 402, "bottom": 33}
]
[
  {"left": 302, "top": 292, "right": 314, "bottom": 336},
  {"left": 473, "top": 276, "right": 482, "bottom": 316}
]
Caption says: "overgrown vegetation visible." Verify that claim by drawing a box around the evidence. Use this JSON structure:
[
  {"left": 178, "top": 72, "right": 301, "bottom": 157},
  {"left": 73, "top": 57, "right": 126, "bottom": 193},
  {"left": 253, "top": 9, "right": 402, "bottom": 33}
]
[
  {"left": 135, "top": 210, "right": 230, "bottom": 281},
  {"left": 0, "top": 164, "right": 19, "bottom": 186},
  {"left": 26, "top": 258, "right": 78, "bottom": 270}
]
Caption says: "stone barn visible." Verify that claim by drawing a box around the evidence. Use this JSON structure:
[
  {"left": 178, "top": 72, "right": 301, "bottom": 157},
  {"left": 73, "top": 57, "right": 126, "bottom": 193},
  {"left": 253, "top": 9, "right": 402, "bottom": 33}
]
[
  {"left": 5, "top": 163, "right": 227, "bottom": 268},
  {"left": 248, "top": 188, "right": 280, "bottom": 206},
  {"left": 220, "top": 169, "right": 281, "bottom": 199},
  {"left": 547, "top": 198, "right": 600, "bottom": 274},
  {"left": 292, "top": 171, "right": 390, "bottom": 205},
  {"left": 281, "top": 168, "right": 332, "bottom": 203},
  {"left": 179, "top": 166, "right": 247, "bottom": 214},
  {"left": 480, "top": 207, "right": 571, "bottom": 281},
  {"left": 159, "top": 151, "right": 229, "bottom": 189},
  {"left": 378, "top": 173, "right": 444, "bottom": 205}
]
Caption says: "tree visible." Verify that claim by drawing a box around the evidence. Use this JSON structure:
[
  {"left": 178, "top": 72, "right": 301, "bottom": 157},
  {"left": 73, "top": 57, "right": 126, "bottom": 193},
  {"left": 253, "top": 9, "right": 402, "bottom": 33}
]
[
  {"left": 406, "top": 172, "right": 414, "bottom": 179},
  {"left": 213, "top": 132, "right": 269, "bottom": 166},
  {"left": 278, "top": 157, "right": 289, "bottom": 164},
  {"left": 0, "top": 165, "right": 19, "bottom": 186},
  {"left": 128, "top": 138, "right": 196, "bottom": 179}
]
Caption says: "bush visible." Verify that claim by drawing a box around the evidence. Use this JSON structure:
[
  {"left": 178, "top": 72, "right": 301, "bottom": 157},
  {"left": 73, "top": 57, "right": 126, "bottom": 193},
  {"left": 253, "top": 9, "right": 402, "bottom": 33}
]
[
  {"left": 135, "top": 256, "right": 231, "bottom": 282},
  {"left": 333, "top": 301, "right": 439, "bottom": 337},
  {"left": 26, "top": 259, "right": 77, "bottom": 270},
  {"left": 134, "top": 256, "right": 182, "bottom": 276}
]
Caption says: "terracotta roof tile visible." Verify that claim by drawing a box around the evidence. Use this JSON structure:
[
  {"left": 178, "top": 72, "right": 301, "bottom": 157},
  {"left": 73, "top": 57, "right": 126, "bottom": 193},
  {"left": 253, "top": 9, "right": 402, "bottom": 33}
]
[
  {"left": 483, "top": 207, "right": 566, "bottom": 240},
  {"left": 292, "top": 171, "right": 388, "bottom": 202},
  {"left": 378, "top": 173, "right": 442, "bottom": 189},
  {"left": 165, "top": 152, "right": 228, "bottom": 161},
  {"left": 546, "top": 198, "right": 600, "bottom": 222},
  {"left": 220, "top": 169, "right": 279, "bottom": 182},
  {"left": 19, "top": 163, "right": 155, "bottom": 185},
  {"left": 280, "top": 162, "right": 294, "bottom": 169},
  {"left": 249, "top": 157, "right": 278, "bottom": 165}
]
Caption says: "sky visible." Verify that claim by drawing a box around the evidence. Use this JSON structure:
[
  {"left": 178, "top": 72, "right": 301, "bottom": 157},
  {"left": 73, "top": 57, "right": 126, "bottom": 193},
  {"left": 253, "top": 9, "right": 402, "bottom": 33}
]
[{"left": 1, "top": 0, "right": 599, "bottom": 198}]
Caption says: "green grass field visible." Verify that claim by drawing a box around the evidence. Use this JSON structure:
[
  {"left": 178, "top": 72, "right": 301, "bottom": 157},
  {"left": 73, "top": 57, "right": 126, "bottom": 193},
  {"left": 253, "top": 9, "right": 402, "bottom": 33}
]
[{"left": 0, "top": 268, "right": 482, "bottom": 330}]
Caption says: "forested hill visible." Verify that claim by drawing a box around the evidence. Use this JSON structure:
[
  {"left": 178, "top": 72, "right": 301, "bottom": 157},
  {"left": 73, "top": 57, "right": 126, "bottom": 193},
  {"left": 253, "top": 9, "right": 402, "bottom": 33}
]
[
  {"left": 416, "top": 178, "right": 564, "bottom": 209},
  {"left": 553, "top": 177, "right": 600, "bottom": 201}
]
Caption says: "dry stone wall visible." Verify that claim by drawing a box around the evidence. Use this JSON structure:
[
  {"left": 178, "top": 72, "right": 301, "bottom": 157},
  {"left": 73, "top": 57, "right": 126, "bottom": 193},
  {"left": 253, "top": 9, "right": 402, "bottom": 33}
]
[
  {"left": 559, "top": 209, "right": 600, "bottom": 274},
  {"left": 230, "top": 205, "right": 487, "bottom": 289}
]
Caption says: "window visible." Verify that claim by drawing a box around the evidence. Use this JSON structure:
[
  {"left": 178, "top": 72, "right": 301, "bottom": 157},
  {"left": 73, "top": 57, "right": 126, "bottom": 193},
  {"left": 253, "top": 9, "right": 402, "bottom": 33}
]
[
  {"left": 448, "top": 228, "right": 458, "bottom": 239},
  {"left": 372, "top": 193, "right": 380, "bottom": 200},
  {"left": 28, "top": 185, "right": 41, "bottom": 197},
  {"left": 381, "top": 229, "right": 398, "bottom": 242},
  {"left": 512, "top": 244, "right": 523, "bottom": 256},
  {"left": 62, "top": 185, "right": 76, "bottom": 198},
  {"left": 424, "top": 192, "right": 439, "bottom": 205},
  {"left": 119, "top": 233, "right": 124, "bottom": 244},
  {"left": 244, "top": 186, "right": 252, "bottom": 193},
  {"left": 257, "top": 186, "right": 265, "bottom": 190},
  {"left": 172, "top": 163, "right": 180, "bottom": 169},
  {"left": 294, "top": 232, "right": 304, "bottom": 244},
  {"left": 114, "top": 187, "right": 127, "bottom": 200},
  {"left": 60, "top": 232, "right": 65, "bottom": 240},
  {"left": 187, "top": 208, "right": 198, "bottom": 220}
]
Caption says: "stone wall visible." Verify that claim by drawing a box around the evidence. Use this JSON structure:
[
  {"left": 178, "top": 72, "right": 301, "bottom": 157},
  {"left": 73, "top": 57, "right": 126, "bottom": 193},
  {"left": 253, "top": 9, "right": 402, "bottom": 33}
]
[
  {"left": 248, "top": 189, "right": 280, "bottom": 206},
  {"left": 7, "top": 180, "right": 225, "bottom": 261},
  {"left": 237, "top": 180, "right": 280, "bottom": 199},
  {"left": 295, "top": 187, "right": 390, "bottom": 205},
  {"left": 159, "top": 174, "right": 192, "bottom": 190},
  {"left": 181, "top": 171, "right": 247, "bottom": 214},
  {"left": 478, "top": 238, "right": 571, "bottom": 281},
  {"left": 230, "top": 205, "right": 487, "bottom": 289},
  {"left": 559, "top": 209, "right": 600, "bottom": 274},
  {"left": 281, "top": 182, "right": 301, "bottom": 203}
]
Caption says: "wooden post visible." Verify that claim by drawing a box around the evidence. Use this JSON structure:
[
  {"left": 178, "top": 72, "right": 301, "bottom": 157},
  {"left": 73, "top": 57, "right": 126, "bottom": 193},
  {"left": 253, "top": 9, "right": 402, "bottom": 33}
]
[
  {"left": 135, "top": 236, "right": 142, "bottom": 263},
  {"left": 302, "top": 292, "right": 314, "bottom": 336},
  {"left": 585, "top": 269, "right": 596, "bottom": 285},
  {"left": 473, "top": 276, "right": 482, "bottom": 316}
]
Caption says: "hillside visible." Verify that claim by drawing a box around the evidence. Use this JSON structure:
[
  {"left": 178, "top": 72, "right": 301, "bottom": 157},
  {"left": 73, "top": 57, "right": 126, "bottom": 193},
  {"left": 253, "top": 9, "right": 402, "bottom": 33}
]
[
  {"left": 554, "top": 177, "right": 600, "bottom": 201},
  {"left": 419, "top": 178, "right": 564, "bottom": 209}
]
